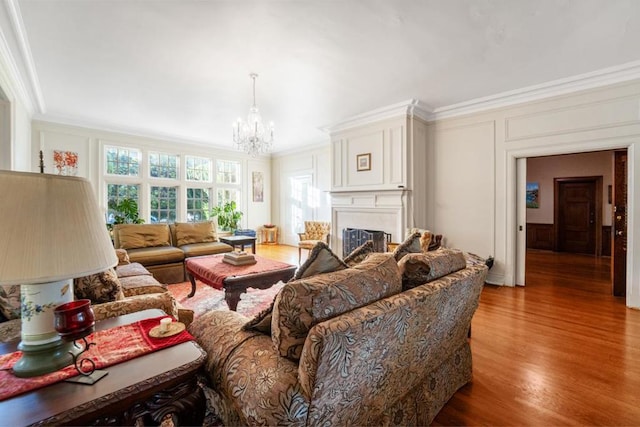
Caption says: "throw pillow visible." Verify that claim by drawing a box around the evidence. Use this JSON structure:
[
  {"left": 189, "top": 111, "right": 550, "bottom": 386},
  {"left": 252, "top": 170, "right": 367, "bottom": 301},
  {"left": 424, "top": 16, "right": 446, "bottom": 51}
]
[
  {"left": 0, "top": 285, "right": 21, "bottom": 320},
  {"left": 393, "top": 231, "right": 422, "bottom": 261},
  {"left": 271, "top": 253, "right": 401, "bottom": 361},
  {"left": 175, "top": 221, "right": 217, "bottom": 247},
  {"left": 115, "top": 249, "right": 130, "bottom": 265},
  {"left": 343, "top": 240, "right": 375, "bottom": 267},
  {"left": 117, "top": 224, "right": 171, "bottom": 250},
  {"left": 242, "top": 300, "right": 275, "bottom": 334},
  {"left": 74, "top": 268, "right": 125, "bottom": 304},
  {"left": 293, "top": 242, "right": 347, "bottom": 280},
  {"left": 398, "top": 249, "right": 467, "bottom": 290}
]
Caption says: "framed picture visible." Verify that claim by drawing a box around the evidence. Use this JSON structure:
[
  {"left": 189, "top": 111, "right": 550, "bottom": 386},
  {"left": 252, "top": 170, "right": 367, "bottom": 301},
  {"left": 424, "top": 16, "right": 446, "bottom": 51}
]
[
  {"left": 356, "top": 153, "right": 371, "bottom": 172},
  {"left": 526, "top": 182, "right": 539, "bottom": 208},
  {"left": 252, "top": 171, "right": 264, "bottom": 202}
]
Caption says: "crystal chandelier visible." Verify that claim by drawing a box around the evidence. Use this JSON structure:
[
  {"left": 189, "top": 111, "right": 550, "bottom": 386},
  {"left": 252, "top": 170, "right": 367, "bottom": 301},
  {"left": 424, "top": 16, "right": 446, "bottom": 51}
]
[{"left": 233, "top": 73, "right": 274, "bottom": 157}]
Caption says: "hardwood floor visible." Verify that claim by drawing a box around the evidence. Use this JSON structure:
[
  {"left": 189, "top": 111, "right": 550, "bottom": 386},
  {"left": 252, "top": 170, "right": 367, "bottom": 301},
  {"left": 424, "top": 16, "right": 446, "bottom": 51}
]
[{"left": 257, "top": 245, "right": 640, "bottom": 425}]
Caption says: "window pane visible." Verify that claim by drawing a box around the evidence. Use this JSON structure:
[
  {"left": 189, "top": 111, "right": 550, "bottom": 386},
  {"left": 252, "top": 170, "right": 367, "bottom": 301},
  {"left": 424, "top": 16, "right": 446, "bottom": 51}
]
[
  {"left": 150, "top": 186, "right": 177, "bottom": 223},
  {"left": 106, "top": 147, "right": 140, "bottom": 176},
  {"left": 106, "top": 184, "right": 140, "bottom": 224},
  {"left": 186, "top": 156, "right": 211, "bottom": 182},
  {"left": 149, "top": 152, "right": 179, "bottom": 179},
  {"left": 216, "top": 160, "right": 240, "bottom": 184},
  {"left": 216, "top": 188, "right": 239, "bottom": 207},
  {"left": 187, "top": 187, "right": 211, "bottom": 222}
]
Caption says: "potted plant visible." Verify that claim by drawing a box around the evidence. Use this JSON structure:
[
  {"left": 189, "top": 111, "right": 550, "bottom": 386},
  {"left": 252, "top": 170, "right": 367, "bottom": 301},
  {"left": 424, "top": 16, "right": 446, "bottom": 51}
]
[
  {"left": 107, "top": 198, "right": 144, "bottom": 230},
  {"left": 212, "top": 201, "right": 243, "bottom": 232}
]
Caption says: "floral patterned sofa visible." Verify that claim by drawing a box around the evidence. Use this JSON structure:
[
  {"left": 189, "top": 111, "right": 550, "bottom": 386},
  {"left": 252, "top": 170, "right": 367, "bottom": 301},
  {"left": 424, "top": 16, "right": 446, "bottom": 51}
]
[
  {"left": 190, "top": 240, "right": 488, "bottom": 426},
  {"left": 0, "top": 250, "right": 193, "bottom": 343}
]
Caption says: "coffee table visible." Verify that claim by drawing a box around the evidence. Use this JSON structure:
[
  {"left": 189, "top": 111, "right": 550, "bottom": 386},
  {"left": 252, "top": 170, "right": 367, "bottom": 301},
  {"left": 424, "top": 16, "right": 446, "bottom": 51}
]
[
  {"left": 219, "top": 235, "right": 257, "bottom": 253},
  {"left": 185, "top": 254, "right": 297, "bottom": 309},
  {"left": 0, "top": 309, "right": 206, "bottom": 426}
]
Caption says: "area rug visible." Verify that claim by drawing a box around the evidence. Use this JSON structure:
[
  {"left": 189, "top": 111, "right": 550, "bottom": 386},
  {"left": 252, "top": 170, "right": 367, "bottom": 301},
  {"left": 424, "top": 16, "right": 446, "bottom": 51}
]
[{"left": 167, "top": 279, "right": 284, "bottom": 319}]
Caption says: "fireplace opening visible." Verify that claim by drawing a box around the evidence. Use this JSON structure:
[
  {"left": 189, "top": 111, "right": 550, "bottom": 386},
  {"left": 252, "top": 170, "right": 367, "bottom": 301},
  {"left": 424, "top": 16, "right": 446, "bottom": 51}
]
[{"left": 342, "top": 228, "right": 391, "bottom": 255}]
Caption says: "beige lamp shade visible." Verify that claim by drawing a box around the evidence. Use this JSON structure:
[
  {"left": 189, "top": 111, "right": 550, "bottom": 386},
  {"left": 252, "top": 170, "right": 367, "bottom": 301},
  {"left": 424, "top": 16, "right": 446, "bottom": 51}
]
[{"left": 0, "top": 171, "right": 117, "bottom": 285}]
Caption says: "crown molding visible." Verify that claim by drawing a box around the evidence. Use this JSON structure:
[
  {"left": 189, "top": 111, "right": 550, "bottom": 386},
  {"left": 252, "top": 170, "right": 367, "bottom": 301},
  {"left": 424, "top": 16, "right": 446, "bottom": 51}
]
[
  {"left": 432, "top": 60, "right": 640, "bottom": 120},
  {"left": 5, "top": 0, "right": 44, "bottom": 113},
  {"left": 271, "top": 139, "right": 330, "bottom": 158},
  {"left": 320, "top": 99, "right": 434, "bottom": 134},
  {"left": 0, "top": 2, "right": 33, "bottom": 113}
]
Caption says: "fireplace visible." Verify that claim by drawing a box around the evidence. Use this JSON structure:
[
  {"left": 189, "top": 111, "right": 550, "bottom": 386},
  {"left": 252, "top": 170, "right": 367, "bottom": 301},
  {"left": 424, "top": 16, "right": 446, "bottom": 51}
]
[{"left": 342, "top": 228, "right": 391, "bottom": 255}]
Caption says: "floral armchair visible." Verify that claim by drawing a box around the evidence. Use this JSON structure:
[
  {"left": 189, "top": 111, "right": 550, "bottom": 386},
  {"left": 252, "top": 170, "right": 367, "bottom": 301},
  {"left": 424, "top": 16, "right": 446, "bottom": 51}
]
[{"left": 297, "top": 221, "right": 331, "bottom": 263}]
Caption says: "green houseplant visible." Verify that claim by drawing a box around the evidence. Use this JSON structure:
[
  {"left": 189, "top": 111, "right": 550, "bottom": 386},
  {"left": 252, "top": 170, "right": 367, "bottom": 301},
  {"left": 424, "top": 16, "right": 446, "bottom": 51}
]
[
  {"left": 212, "top": 201, "right": 243, "bottom": 231},
  {"left": 108, "top": 198, "right": 144, "bottom": 230}
]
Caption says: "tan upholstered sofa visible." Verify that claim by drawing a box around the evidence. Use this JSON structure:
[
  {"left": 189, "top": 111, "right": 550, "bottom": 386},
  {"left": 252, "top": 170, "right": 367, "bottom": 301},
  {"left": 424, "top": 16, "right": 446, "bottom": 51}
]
[
  {"left": 190, "top": 246, "right": 488, "bottom": 425},
  {"left": 112, "top": 221, "right": 233, "bottom": 284},
  {"left": 0, "top": 252, "right": 194, "bottom": 343}
]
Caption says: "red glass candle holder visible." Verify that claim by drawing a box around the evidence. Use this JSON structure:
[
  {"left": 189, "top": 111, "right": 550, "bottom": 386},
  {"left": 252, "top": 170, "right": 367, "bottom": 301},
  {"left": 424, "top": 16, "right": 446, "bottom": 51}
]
[{"left": 54, "top": 299, "right": 95, "bottom": 340}]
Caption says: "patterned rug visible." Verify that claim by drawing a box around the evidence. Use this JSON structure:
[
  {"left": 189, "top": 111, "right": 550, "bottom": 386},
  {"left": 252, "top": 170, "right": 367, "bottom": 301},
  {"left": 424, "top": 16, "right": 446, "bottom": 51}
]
[{"left": 167, "top": 279, "right": 284, "bottom": 319}]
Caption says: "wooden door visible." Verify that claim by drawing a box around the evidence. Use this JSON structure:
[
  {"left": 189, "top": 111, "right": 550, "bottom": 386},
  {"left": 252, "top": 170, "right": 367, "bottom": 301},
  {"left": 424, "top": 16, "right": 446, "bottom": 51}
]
[
  {"left": 555, "top": 177, "right": 601, "bottom": 255},
  {"left": 612, "top": 151, "right": 627, "bottom": 297}
]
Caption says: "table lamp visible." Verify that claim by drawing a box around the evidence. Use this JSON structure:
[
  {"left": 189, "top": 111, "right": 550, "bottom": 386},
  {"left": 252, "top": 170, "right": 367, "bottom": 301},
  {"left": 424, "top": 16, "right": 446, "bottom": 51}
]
[{"left": 0, "top": 171, "right": 117, "bottom": 377}]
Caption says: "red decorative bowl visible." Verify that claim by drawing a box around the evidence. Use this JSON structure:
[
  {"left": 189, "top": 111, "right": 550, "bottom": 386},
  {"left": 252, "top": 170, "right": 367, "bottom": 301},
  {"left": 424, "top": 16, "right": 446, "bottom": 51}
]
[
  {"left": 264, "top": 224, "right": 275, "bottom": 228},
  {"left": 54, "top": 299, "right": 95, "bottom": 339}
]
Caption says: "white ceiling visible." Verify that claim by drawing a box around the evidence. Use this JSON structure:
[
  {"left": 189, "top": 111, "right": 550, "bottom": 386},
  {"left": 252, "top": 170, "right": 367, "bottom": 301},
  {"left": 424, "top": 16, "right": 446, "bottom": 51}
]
[{"left": 6, "top": 0, "right": 640, "bottom": 153}]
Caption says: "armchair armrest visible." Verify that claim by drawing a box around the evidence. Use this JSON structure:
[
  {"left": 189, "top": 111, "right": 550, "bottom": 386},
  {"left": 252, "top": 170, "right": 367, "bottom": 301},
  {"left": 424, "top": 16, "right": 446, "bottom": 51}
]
[
  {"left": 297, "top": 233, "right": 308, "bottom": 241},
  {"left": 92, "top": 292, "right": 190, "bottom": 326}
]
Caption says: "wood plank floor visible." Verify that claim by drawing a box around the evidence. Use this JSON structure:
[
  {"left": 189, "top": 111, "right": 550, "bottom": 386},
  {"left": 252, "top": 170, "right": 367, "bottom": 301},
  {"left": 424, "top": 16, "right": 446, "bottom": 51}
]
[{"left": 257, "top": 245, "right": 640, "bottom": 425}]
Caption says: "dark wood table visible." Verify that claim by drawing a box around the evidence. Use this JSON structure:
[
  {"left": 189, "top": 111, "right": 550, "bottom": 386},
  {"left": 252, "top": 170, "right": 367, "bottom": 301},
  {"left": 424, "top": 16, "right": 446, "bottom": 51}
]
[
  {"left": 219, "top": 235, "right": 257, "bottom": 253},
  {"left": 185, "top": 254, "right": 297, "bottom": 308},
  {"left": 0, "top": 309, "right": 206, "bottom": 426}
]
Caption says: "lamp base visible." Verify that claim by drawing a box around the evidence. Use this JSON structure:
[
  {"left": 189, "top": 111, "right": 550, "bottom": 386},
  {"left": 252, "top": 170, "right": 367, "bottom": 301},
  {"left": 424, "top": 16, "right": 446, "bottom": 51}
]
[{"left": 13, "top": 339, "right": 77, "bottom": 378}]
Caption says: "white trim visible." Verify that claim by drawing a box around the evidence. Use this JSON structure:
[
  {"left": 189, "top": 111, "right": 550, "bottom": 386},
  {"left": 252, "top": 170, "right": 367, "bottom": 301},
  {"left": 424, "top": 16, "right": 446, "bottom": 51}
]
[
  {"left": 0, "top": 3, "right": 32, "bottom": 113},
  {"left": 320, "top": 99, "right": 433, "bottom": 134},
  {"left": 433, "top": 60, "right": 640, "bottom": 120},
  {"left": 5, "top": 0, "right": 44, "bottom": 113}
]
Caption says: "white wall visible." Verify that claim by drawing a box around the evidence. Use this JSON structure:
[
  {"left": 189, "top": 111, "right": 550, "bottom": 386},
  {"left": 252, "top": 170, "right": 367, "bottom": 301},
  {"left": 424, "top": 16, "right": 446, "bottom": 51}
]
[
  {"left": 426, "top": 79, "right": 640, "bottom": 308},
  {"left": 31, "top": 120, "right": 272, "bottom": 230},
  {"left": 272, "top": 144, "right": 331, "bottom": 246}
]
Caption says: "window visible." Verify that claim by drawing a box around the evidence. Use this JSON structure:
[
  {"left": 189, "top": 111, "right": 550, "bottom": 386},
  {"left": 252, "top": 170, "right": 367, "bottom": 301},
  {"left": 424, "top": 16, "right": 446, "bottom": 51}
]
[
  {"left": 187, "top": 188, "right": 211, "bottom": 222},
  {"left": 106, "top": 184, "right": 140, "bottom": 224},
  {"left": 186, "top": 156, "right": 211, "bottom": 182},
  {"left": 216, "top": 188, "right": 240, "bottom": 207},
  {"left": 215, "top": 159, "right": 241, "bottom": 211},
  {"left": 149, "top": 152, "right": 178, "bottom": 179},
  {"left": 216, "top": 160, "right": 240, "bottom": 184},
  {"left": 150, "top": 186, "right": 177, "bottom": 223},
  {"left": 106, "top": 146, "right": 140, "bottom": 176}
]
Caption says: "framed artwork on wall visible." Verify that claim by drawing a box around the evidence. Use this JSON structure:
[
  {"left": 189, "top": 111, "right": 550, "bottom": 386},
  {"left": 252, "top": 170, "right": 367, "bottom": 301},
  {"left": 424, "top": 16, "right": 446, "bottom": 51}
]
[
  {"left": 526, "top": 182, "right": 539, "bottom": 208},
  {"left": 53, "top": 150, "right": 79, "bottom": 176},
  {"left": 252, "top": 171, "right": 264, "bottom": 202},
  {"left": 356, "top": 153, "right": 371, "bottom": 172}
]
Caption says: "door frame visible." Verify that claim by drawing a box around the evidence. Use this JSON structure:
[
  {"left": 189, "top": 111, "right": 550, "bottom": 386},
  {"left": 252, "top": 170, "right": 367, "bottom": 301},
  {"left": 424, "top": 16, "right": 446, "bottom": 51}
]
[{"left": 553, "top": 176, "right": 603, "bottom": 256}]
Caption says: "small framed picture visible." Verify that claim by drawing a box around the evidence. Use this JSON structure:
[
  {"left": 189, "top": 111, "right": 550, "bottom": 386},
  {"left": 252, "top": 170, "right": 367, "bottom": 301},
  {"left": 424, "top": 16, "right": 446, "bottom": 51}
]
[{"left": 356, "top": 153, "right": 371, "bottom": 171}]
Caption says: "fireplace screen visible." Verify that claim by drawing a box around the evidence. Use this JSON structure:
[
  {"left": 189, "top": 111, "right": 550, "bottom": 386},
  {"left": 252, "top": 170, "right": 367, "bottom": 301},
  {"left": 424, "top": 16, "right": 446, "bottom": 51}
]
[{"left": 342, "top": 228, "right": 391, "bottom": 255}]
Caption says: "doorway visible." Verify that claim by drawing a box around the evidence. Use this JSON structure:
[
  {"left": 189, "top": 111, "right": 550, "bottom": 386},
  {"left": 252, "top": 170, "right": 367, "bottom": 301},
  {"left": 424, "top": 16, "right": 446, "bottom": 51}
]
[
  {"left": 520, "top": 150, "right": 627, "bottom": 297},
  {"left": 282, "top": 173, "right": 313, "bottom": 245},
  {"left": 554, "top": 177, "right": 602, "bottom": 255}
]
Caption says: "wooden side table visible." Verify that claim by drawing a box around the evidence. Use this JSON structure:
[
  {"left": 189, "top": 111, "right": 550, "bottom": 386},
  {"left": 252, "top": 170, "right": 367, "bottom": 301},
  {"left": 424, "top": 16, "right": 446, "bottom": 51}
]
[
  {"left": 261, "top": 226, "right": 278, "bottom": 245},
  {"left": 0, "top": 309, "right": 206, "bottom": 426}
]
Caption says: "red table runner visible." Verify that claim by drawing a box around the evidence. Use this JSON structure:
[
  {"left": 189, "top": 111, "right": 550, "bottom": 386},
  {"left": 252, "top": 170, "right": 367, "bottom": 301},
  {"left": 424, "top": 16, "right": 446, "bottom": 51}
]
[
  {"left": 0, "top": 316, "right": 193, "bottom": 401},
  {"left": 185, "top": 254, "right": 294, "bottom": 290}
]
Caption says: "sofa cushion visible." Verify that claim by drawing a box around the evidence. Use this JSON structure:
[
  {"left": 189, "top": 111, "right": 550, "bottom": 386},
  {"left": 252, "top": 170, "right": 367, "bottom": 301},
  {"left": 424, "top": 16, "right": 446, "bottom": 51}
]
[
  {"left": 180, "top": 242, "right": 232, "bottom": 258},
  {"left": 119, "top": 274, "right": 168, "bottom": 296},
  {"left": 294, "top": 242, "right": 347, "bottom": 280},
  {"left": 74, "top": 268, "right": 125, "bottom": 304},
  {"left": 272, "top": 252, "right": 402, "bottom": 361},
  {"left": 343, "top": 240, "right": 375, "bottom": 267},
  {"left": 115, "top": 262, "right": 153, "bottom": 278},
  {"left": 127, "top": 246, "right": 185, "bottom": 266},
  {"left": 393, "top": 231, "right": 423, "bottom": 261},
  {"left": 398, "top": 248, "right": 467, "bottom": 290},
  {"left": 117, "top": 224, "right": 171, "bottom": 250},
  {"left": 175, "top": 221, "right": 217, "bottom": 246},
  {"left": 0, "top": 285, "right": 21, "bottom": 320}
]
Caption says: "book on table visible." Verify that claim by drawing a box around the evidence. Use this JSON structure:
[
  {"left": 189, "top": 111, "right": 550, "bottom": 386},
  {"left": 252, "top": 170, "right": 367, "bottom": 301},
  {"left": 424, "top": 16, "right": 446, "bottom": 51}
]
[{"left": 223, "top": 251, "right": 257, "bottom": 265}]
